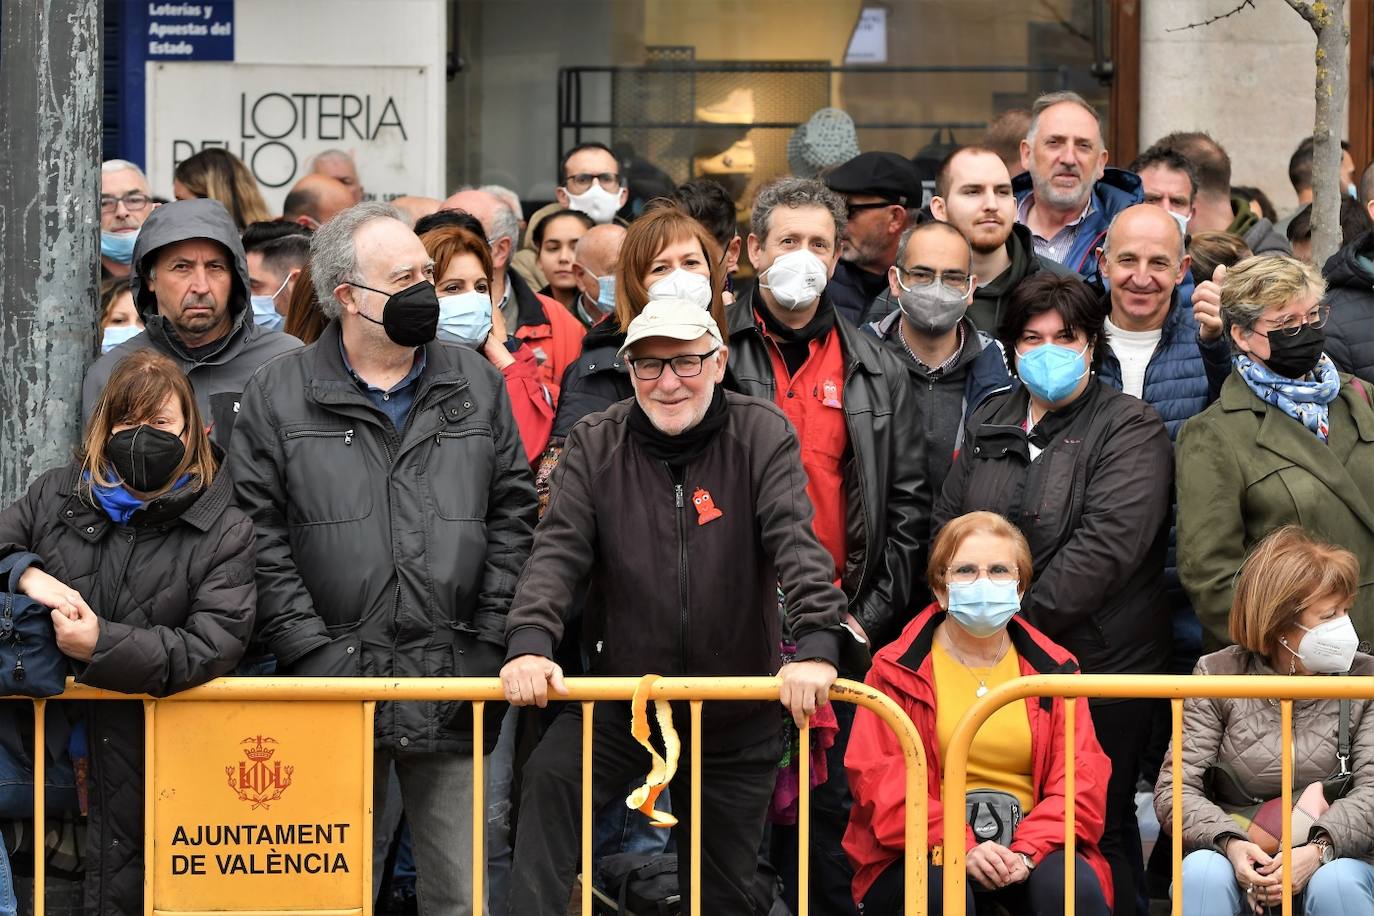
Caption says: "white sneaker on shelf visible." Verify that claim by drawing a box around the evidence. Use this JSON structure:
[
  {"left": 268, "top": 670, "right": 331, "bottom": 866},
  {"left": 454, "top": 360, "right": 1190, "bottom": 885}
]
[
  {"left": 695, "top": 88, "right": 755, "bottom": 124},
  {"left": 694, "top": 139, "right": 756, "bottom": 175}
]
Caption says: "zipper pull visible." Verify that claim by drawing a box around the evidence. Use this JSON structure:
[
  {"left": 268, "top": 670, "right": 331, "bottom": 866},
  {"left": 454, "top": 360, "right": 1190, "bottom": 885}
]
[
  {"left": 343, "top": 429, "right": 354, "bottom": 446},
  {"left": 674, "top": 484, "right": 684, "bottom": 508}
]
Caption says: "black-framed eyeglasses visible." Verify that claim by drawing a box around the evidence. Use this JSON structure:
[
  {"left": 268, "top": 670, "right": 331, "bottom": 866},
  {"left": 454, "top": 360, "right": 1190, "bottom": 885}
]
[
  {"left": 565, "top": 172, "right": 622, "bottom": 194},
  {"left": 896, "top": 265, "right": 973, "bottom": 296},
  {"left": 627, "top": 348, "right": 719, "bottom": 381},
  {"left": 100, "top": 193, "right": 151, "bottom": 214},
  {"left": 846, "top": 200, "right": 897, "bottom": 220},
  {"left": 1257, "top": 303, "right": 1331, "bottom": 337}
]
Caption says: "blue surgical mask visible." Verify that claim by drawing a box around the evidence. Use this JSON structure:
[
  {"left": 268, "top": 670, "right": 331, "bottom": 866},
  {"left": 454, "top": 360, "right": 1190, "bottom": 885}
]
[
  {"left": 100, "top": 229, "right": 139, "bottom": 264},
  {"left": 594, "top": 273, "right": 617, "bottom": 312},
  {"left": 946, "top": 578, "right": 1021, "bottom": 638},
  {"left": 250, "top": 274, "right": 290, "bottom": 330},
  {"left": 1017, "top": 341, "right": 1090, "bottom": 403},
  {"left": 1348, "top": 183, "right": 1359, "bottom": 200},
  {"left": 101, "top": 324, "right": 143, "bottom": 354},
  {"left": 437, "top": 291, "right": 493, "bottom": 348}
]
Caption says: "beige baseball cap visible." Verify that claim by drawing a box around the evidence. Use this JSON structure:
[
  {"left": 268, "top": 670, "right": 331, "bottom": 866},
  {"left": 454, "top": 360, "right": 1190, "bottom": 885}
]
[{"left": 617, "top": 299, "right": 723, "bottom": 359}]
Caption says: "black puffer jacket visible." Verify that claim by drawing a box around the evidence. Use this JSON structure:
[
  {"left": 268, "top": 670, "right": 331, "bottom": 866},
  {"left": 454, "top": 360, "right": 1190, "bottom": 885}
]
[
  {"left": 725, "top": 290, "right": 928, "bottom": 647},
  {"left": 933, "top": 381, "right": 1173, "bottom": 677},
  {"left": 0, "top": 464, "right": 256, "bottom": 916},
  {"left": 227, "top": 320, "right": 537, "bottom": 754},
  {"left": 1324, "top": 230, "right": 1374, "bottom": 382}
]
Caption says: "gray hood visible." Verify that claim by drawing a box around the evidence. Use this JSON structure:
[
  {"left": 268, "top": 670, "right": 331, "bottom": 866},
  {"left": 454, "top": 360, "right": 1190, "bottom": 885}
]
[{"left": 130, "top": 198, "right": 251, "bottom": 326}]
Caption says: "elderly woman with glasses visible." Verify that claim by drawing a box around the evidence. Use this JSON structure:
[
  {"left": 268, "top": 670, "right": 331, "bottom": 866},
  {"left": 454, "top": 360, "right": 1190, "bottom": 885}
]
[
  {"left": 1177, "top": 254, "right": 1374, "bottom": 653},
  {"left": 844, "top": 510, "right": 1113, "bottom": 915}
]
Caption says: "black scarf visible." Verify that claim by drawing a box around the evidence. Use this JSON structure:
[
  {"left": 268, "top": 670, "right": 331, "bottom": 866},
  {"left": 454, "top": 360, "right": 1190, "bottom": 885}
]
[
  {"left": 627, "top": 387, "right": 729, "bottom": 468},
  {"left": 757, "top": 297, "right": 836, "bottom": 376}
]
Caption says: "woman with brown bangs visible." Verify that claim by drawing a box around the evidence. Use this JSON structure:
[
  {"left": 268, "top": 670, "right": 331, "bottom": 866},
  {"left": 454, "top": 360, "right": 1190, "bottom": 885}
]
[{"left": 0, "top": 349, "right": 256, "bottom": 915}]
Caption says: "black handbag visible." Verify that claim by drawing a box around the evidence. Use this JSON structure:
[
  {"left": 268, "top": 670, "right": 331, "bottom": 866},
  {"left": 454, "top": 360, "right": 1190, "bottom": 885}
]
[
  {"left": 594, "top": 852, "right": 680, "bottom": 916},
  {"left": 966, "top": 789, "right": 1023, "bottom": 847},
  {"left": 0, "top": 592, "right": 67, "bottom": 698}
]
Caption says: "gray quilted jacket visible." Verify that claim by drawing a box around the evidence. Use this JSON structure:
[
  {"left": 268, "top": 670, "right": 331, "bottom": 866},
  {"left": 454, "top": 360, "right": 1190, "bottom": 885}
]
[{"left": 1154, "top": 646, "right": 1374, "bottom": 859}]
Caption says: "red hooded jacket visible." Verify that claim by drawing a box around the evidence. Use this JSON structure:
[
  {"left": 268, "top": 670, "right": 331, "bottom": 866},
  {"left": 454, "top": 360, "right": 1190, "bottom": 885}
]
[{"left": 843, "top": 604, "right": 1114, "bottom": 904}]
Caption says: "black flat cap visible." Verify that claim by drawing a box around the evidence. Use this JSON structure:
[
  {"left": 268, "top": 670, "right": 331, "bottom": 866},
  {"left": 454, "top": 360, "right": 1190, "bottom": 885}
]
[{"left": 824, "top": 151, "right": 922, "bottom": 207}]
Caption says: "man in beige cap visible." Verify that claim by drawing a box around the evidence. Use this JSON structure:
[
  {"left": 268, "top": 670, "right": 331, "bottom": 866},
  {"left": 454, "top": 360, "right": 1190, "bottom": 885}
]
[{"left": 502, "top": 299, "right": 852, "bottom": 916}]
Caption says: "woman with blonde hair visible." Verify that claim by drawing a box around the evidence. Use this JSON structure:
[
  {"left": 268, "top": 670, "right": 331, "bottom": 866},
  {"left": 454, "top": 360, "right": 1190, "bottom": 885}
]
[
  {"left": 1157, "top": 525, "right": 1374, "bottom": 915},
  {"left": 172, "top": 148, "right": 271, "bottom": 229},
  {"left": 1177, "top": 254, "right": 1374, "bottom": 650},
  {"left": 845, "top": 510, "right": 1113, "bottom": 915},
  {"left": 0, "top": 350, "right": 256, "bottom": 914}
]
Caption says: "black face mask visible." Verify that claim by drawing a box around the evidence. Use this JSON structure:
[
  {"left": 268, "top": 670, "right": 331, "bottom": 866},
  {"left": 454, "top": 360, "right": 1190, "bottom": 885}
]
[
  {"left": 107, "top": 426, "right": 186, "bottom": 493},
  {"left": 1265, "top": 323, "right": 1325, "bottom": 379},
  {"left": 346, "top": 280, "right": 439, "bottom": 347}
]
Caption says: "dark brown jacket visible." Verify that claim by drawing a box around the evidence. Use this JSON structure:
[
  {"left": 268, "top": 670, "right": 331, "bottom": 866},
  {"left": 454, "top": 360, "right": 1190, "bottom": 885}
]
[{"left": 505, "top": 392, "right": 848, "bottom": 746}]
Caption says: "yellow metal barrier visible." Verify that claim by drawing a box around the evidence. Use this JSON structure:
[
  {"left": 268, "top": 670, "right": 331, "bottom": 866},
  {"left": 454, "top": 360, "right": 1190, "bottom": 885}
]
[
  {"left": 941, "top": 674, "right": 1374, "bottom": 916},
  {"left": 11, "top": 675, "right": 927, "bottom": 916}
]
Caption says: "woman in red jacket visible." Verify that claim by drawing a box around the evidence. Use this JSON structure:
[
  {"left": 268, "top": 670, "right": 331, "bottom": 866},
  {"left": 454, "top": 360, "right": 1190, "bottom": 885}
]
[
  {"left": 421, "top": 224, "right": 555, "bottom": 464},
  {"left": 844, "top": 510, "right": 1113, "bottom": 915}
]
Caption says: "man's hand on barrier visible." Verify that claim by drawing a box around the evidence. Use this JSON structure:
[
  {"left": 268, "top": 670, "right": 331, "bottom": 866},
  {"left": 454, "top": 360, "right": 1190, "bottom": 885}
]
[
  {"left": 778, "top": 659, "right": 837, "bottom": 729},
  {"left": 51, "top": 601, "right": 98, "bottom": 662},
  {"left": 967, "top": 841, "right": 1018, "bottom": 889},
  {"left": 18, "top": 567, "right": 93, "bottom": 620},
  {"left": 500, "top": 654, "right": 568, "bottom": 708},
  {"left": 1193, "top": 264, "right": 1225, "bottom": 342}
]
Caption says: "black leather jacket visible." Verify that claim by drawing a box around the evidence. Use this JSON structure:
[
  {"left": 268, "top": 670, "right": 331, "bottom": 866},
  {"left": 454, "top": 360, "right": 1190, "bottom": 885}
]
[{"left": 725, "top": 289, "right": 929, "bottom": 647}]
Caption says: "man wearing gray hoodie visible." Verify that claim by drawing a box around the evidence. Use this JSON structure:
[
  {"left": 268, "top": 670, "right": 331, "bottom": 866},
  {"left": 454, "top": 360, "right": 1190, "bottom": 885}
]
[{"left": 82, "top": 197, "right": 301, "bottom": 446}]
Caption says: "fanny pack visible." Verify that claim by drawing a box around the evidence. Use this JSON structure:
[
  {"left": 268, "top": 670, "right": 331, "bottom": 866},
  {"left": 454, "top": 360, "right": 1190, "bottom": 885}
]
[{"left": 966, "top": 789, "right": 1023, "bottom": 847}]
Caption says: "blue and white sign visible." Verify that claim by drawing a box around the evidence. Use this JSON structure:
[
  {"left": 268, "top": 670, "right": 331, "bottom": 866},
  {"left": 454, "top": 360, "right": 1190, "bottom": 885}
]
[{"left": 145, "top": 2, "right": 235, "bottom": 61}]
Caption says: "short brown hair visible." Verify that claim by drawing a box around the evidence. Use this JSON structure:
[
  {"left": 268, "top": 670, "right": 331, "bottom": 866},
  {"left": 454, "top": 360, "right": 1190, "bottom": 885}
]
[
  {"left": 928, "top": 511, "right": 1033, "bottom": 598},
  {"left": 99, "top": 275, "right": 134, "bottom": 327},
  {"left": 81, "top": 350, "right": 217, "bottom": 499},
  {"left": 1230, "top": 526, "right": 1359, "bottom": 662},
  {"left": 614, "top": 204, "right": 728, "bottom": 341},
  {"left": 420, "top": 225, "right": 494, "bottom": 284}
]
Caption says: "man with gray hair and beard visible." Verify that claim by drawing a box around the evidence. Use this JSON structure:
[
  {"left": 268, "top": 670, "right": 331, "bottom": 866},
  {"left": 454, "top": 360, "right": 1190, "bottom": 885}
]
[
  {"left": 1013, "top": 90, "right": 1143, "bottom": 281},
  {"left": 228, "top": 201, "right": 537, "bottom": 916}
]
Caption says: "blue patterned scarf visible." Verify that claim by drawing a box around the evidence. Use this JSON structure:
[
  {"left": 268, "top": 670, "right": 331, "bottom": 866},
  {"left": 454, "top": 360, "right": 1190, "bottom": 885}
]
[{"left": 1235, "top": 353, "right": 1342, "bottom": 442}]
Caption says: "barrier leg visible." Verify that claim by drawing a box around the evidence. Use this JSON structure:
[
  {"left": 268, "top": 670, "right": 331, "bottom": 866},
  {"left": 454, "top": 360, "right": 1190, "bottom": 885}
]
[
  {"left": 1171, "top": 699, "right": 1183, "bottom": 916},
  {"left": 472, "top": 701, "right": 484, "bottom": 916},
  {"left": 798, "top": 715, "right": 810, "bottom": 916},
  {"left": 34, "top": 700, "right": 44, "bottom": 916},
  {"left": 1281, "top": 700, "right": 1292, "bottom": 916},
  {"left": 582, "top": 701, "right": 594, "bottom": 916},
  {"left": 1064, "top": 697, "right": 1076, "bottom": 916},
  {"left": 690, "top": 700, "right": 702, "bottom": 916}
]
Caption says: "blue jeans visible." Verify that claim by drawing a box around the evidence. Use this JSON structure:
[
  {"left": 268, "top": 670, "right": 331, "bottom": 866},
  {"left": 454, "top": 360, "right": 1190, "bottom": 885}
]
[
  {"left": 0, "top": 841, "right": 15, "bottom": 916},
  {"left": 1179, "top": 849, "right": 1374, "bottom": 916},
  {"left": 593, "top": 784, "right": 671, "bottom": 859}
]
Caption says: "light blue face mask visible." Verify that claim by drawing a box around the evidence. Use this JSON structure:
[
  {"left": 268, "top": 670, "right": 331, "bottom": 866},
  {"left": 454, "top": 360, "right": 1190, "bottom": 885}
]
[
  {"left": 101, "top": 324, "right": 143, "bottom": 354},
  {"left": 100, "top": 229, "right": 139, "bottom": 264},
  {"left": 593, "top": 273, "right": 616, "bottom": 312},
  {"left": 946, "top": 578, "right": 1021, "bottom": 638},
  {"left": 437, "top": 291, "right": 493, "bottom": 348},
  {"left": 1017, "top": 341, "right": 1090, "bottom": 403},
  {"left": 1349, "top": 183, "right": 1359, "bottom": 200},
  {"left": 250, "top": 275, "right": 290, "bottom": 330}
]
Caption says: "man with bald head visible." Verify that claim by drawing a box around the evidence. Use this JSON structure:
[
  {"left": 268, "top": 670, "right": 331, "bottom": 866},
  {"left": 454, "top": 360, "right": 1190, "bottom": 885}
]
[
  {"left": 1096, "top": 203, "right": 1227, "bottom": 422},
  {"left": 389, "top": 195, "right": 442, "bottom": 227},
  {"left": 443, "top": 187, "right": 584, "bottom": 389},
  {"left": 570, "top": 223, "right": 625, "bottom": 329},
  {"left": 282, "top": 174, "right": 354, "bottom": 230},
  {"left": 311, "top": 149, "right": 364, "bottom": 203}
]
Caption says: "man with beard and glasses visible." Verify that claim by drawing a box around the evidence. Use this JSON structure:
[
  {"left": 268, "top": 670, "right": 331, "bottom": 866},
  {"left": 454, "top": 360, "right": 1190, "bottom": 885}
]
[
  {"left": 824, "top": 152, "right": 922, "bottom": 324},
  {"left": 1013, "top": 91, "right": 1143, "bottom": 283},
  {"left": 82, "top": 198, "right": 301, "bottom": 447},
  {"left": 864, "top": 221, "right": 1011, "bottom": 519},
  {"left": 883, "top": 145, "right": 1075, "bottom": 332}
]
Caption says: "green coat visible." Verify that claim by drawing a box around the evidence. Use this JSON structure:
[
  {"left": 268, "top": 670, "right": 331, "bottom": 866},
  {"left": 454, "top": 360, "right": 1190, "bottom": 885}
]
[{"left": 1176, "top": 369, "right": 1374, "bottom": 650}]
